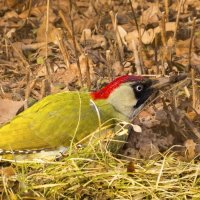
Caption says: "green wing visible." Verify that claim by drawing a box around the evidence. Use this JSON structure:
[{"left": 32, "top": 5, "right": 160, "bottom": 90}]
[{"left": 0, "top": 92, "right": 123, "bottom": 150}]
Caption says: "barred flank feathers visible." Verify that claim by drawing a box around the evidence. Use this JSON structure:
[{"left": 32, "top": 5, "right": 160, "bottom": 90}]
[{"left": 0, "top": 148, "right": 52, "bottom": 155}]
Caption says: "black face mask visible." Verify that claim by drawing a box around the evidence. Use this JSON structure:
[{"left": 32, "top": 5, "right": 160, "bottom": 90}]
[{"left": 131, "top": 79, "right": 155, "bottom": 108}]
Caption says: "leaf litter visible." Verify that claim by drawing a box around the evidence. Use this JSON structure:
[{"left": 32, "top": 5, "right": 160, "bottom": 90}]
[{"left": 0, "top": 0, "right": 200, "bottom": 198}]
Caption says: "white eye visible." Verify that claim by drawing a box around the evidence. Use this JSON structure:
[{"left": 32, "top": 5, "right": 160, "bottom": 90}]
[{"left": 135, "top": 84, "right": 143, "bottom": 92}]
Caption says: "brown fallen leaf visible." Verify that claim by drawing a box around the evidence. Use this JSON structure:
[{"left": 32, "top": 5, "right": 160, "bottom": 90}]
[
  {"left": 175, "top": 39, "right": 190, "bottom": 56},
  {"left": 0, "top": 166, "right": 16, "bottom": 177},
  {"left": 125, "top": 28, "right": 155, "bottom": 45},
  {"left": 0, "top": 99, "right": 24, "bottom": 124},
  {"left": 125, "top": 22, "right": 176, "bottom": 46},
  {"left": 141, "top": 3, "right": 161, "bottom": 25},
  {"left": 184, "top": 139, "right": 196, "bottom": 161},
  {"left": 19, "top": 5, "right": 47, "bottom": 19}
]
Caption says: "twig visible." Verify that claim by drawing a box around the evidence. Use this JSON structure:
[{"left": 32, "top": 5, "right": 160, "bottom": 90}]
[
  {"left": 85, "top": 53, "right": 91, "bottom": 90},
  {"left": 160, "top": 12, "right": 167, "bottom": 75},
  {"left": 45, "top": 0, "right": 52, "bottom": 86},
  {"left": 24, "top": 72, "right": 30, "bottom": 109},
  {"left": 131, "top": 40, "right": 142, "bottom": 74},
  {"left": 187, "top": 17, "right": 196, "bottom": 72},
  {"left": 69, "top": 0, "right": 83, "bottom": 86},
  {"left": 160, "top": 12, "right": 167, "bottom": 47},
  {"left": 109, "top": 11, "right": 124, "bottom": 72},
  {"left": 154, "top": 33, "right": 159, "bottom": 74},
  {"left": 4, "top": 37, "right": 8, "bottom": 59},
  {"left": 45, "top": 0, "right": 49, "bottom": 61},
  {"left": 58, "top": 10, "right": 82, "bottom": 53},
  {"left": 164, "top": 0, "right": 169, "bottom": 22},
  {"left": 25, "top": 77, "right": 37, "bottom": 108},
  {"left": 173, "top": 0, "right": 184, "bottom": 45},
  {"left": 128, "top": 0, "right": 140, "bottom": 36},
  {"left": 170, "top": 0, "right": 184, "bottom": 62},
  {"left": 128, "top": 0, "right": 144, "bottom": 74},
  {"left": 106, "top": 50, "right": 113, "bottom": 81},
  {"left": 41, "top": 79, "right": 49, "bottom": 99},
  {"left": 191, "top": 69, "right": 196, "bottom": 109},
  {"left": 9, "top": 40, "right": 30, "bottom": 70},
  {"left": 27, "top": 0, "right": 33, "bottom": 19},
  {"left": 56, "top": 30, "right": 70, "bottom": 69}
]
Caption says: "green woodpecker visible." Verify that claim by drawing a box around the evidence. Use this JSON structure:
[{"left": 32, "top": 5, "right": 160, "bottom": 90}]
[{"left": 0, "top": 75, "right": 154, "bottom": 155}]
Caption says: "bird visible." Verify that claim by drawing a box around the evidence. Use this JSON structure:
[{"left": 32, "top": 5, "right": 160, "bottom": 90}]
[{"left": 0, "top": 75, "right": 155, "bottom": 156}]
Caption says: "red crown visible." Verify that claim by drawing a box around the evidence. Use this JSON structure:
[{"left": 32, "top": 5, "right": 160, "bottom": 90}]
[{"left": 91, "top": 75, "right": 143, "bottom": 100}]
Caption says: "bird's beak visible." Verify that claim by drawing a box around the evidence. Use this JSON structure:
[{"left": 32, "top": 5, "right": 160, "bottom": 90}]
[
  {"left": 151, "top": 73, "right": 188, "bottom": 90},
  {"left": 147, "top": 73, "right": 188, "bottom": 102},
  {"left": 131, "top": 73, "right": 188, "bottom": 119}
]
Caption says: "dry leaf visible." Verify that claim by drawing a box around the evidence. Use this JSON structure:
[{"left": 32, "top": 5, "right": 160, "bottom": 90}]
[
  {"left": 81, "top": 29, "right": 107, "bottom": 49},
  {"left": 141, "top": 4, "right": 161, "bottom": 25},
  {"left": 132, "top": 124, "right": 142, "bottom": 133},
  {"left": 4, "top": 10, "right": 18, "bottom": 19},
  {"left": 37, "top": 22, "right": 59, "bottom": 44},
  {"left": 125, "top": 28, "right": 155, "bottom": 45},
  {"left": 81, "top": 29, "right": 92, "bottom": 42},
  {"left": 154, "top": 22, "right": 176, "bottom": 35},
  {"left": 36, "top": 9, "right": 58, "bottom": 44},
  {"left": 117, "top": 25, "right": 127, "bottom": 45},
  {"left": 175, "top": 39, "right": 190, "bottom": 56},
  {"left": 184, "top": 139, "right": 196, "bottom": 160},
  {"left": 74, "top": 17, "right": 97, "bottom": 34},
  {"left": 5, "top": 0, "right": 18, "bottom": 8},
  {"left": 19, "top": 6, "right": 47, "bottom": 19},
  {"left": 0, "top": 99, "right": 24, "bottom": 124},
  {"left": 0, "top": 166, "right": 16, "bottom": 177},
  {"left": 141, "top": 29, "right": 155, "bottom": 44}
]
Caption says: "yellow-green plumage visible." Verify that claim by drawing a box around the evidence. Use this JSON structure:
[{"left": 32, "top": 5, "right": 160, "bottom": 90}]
[{"left": 0, "top": 91, "right": 127, "bottom": 150}]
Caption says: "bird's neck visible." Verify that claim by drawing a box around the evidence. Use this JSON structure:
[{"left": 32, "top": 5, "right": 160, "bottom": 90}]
[
  {"left": 90, "top": 84, "right": 137, "bottom": 119},
  {"left": 107, "top": 84, "right": 137, "bottom": 119}
]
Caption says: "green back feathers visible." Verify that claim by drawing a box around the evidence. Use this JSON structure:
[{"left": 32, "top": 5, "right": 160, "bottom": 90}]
[{"left": 0, "top": 92, "right": 126, "bottom": 150}]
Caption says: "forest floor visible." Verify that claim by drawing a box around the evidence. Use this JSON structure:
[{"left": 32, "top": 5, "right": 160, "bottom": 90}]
[{"left": 0, "top": 0, "right": 200, "bottom": 199}]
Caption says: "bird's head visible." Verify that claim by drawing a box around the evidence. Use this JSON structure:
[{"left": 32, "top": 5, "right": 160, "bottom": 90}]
[{"left": 90, "top": 75, "right": 155, "bottom": 119}]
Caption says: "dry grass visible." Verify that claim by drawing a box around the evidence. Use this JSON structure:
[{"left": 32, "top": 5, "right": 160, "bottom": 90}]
[{"left": 1, "top": 139, "right": 200, "bottom": 199}]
